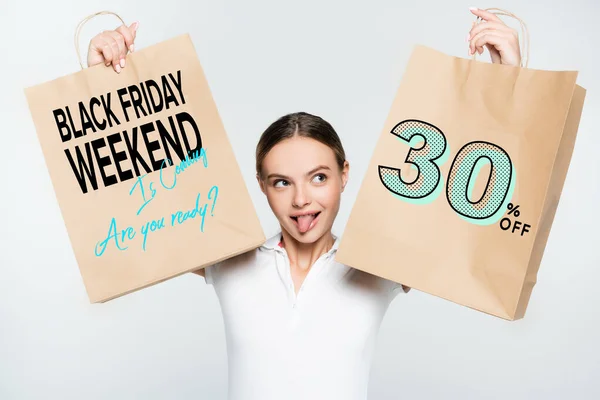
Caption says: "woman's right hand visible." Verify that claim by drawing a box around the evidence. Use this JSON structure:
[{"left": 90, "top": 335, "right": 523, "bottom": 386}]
[{"left": 87, "top": 21, "right": 139, "bottom": 73}]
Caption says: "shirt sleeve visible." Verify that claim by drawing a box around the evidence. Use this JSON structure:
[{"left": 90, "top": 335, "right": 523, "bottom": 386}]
[
  {"left": 203, "top": 265, "right": 213, "bottom": 285},
  {"left": 391, "top": 281, "right": 411, "bottom": 295},
  {"left": 203, "top": 262, "right": 220, "bottom": 286}
]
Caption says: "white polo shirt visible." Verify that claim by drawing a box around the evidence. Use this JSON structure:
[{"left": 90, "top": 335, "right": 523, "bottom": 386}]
[{"left": 203, "top": 232, "right": 408, "bottom": 400}]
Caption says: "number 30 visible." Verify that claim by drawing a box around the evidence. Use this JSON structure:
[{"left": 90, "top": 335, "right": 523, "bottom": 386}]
[{"left": 378, "top": 119, "right": 514, "bottom": 223}]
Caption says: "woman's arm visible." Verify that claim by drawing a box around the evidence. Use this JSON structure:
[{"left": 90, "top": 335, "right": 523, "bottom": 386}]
[{"left": 467, "top": 7, "right": 521, "bottom": 66}]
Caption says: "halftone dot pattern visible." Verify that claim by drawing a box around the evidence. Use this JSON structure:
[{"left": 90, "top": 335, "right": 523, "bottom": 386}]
[
  {"left": 380, "top": 167, "right": 426, "bottom": 192},
  {"left": 380, "top": 120, "right": 446, "bottom": 199},
  {"left": 447, "top": 142, "right": 512, "bottom": 219}
]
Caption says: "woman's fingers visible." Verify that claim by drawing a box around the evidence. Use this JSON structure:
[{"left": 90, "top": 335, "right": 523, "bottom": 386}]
[
  {"left": 107, "top": 31, "right": 127, "bottom": 71},
  {"left": 87, "top": 33, "right": 121, "bottom": 71},
  {"left": 86, "top": 21, "right": 139, "bottom": 72},
  {"left": 471, "top": 31, "right": 508, "bottom": 53},
  {"left": 469, "top": 21, "right": 517, "bottom": 55},
  {"left": 470, "top": 31, "right": 521, "bottom": 66},
  {"left": 469, "top": 7, "right": 503, "bottom": 23},
  {"left": 467, "top": 8, "right": 521, "bottom": 66},
  {"left": 469, "top": 27, "right": 509, "bottom": 56},
  {"left": 469, "top": 21, "right": 512, "bottom": 42},
  {"left": 485, "top": 44, "right": 502, "bottom": 64},
  {"left": 98, "top": 37, "right": 116, "bottom": 67},
  {"left": 104, "top": 34, "right": 123, "bottom": 73},
  {"left": 115, "top": 22, "right": 138, "bottom": 53},
  {"left": 87, "top": 34, "right": 111, "bottom": 67}
]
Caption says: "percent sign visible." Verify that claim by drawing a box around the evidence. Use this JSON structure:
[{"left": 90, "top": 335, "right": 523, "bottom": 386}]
[
  {"left": 507, "top": 203, "right": 520, "bottom": 217},
  {"left": 499, "top": 203, "right": 531, "bottom": 236}
]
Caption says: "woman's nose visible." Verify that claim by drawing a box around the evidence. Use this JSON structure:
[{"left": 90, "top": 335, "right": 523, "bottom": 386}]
[{"left": 292, "top": 185, "right": 311, "bottom": 208}]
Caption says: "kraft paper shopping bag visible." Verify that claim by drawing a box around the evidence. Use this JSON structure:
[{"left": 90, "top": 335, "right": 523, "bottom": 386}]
[
  {"left": 24, "top": 12, "right": 265, "bottom": 303},
  {"left": 336, "top": 14, "right": 586, "bottom": 320}
]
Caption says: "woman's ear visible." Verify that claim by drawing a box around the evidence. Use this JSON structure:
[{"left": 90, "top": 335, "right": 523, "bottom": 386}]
[
  {"left": 341, "top": 161, "right": 350, "bottom": 192},
  {"left": 256, "top": 174, "right": 266, "bottom": 195}
]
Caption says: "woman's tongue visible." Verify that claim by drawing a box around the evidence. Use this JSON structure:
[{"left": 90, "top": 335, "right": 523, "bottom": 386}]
[{"left": 296, "top": 214, "right": 316, "bottom": 233}]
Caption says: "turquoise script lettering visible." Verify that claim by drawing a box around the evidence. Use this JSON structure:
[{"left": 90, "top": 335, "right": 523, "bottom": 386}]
[
  {"left": 140, "top": 217, "right": 166, "bottom": 251},
  {"left": 95, "top": 217, "right": 136, "bottom": 256},
  {"left": 171, "top": 193, "right": 209, "bottom": 231},
  {"left": 129, "top": 173, "right": 157, "bottom": 215},
  {"left": 160, "top": 147, "right": 208, "bottom": 190}
]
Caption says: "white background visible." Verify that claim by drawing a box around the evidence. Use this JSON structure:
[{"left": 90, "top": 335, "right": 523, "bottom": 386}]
[{"left": 1, "top": 0, "right": 599, "bottom": 399}]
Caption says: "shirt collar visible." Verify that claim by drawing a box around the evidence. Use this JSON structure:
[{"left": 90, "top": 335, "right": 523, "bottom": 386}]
[{"left": 260, "top": 231, "right": 340, "bottom": 255}]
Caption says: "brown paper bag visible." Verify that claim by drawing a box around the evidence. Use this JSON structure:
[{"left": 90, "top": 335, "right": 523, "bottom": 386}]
[
  {"left": 336, "top": 44, "right": 586, "bottom": 320},
  {"left": 24, "top": 15, "right": 264, "bottom": 303}
]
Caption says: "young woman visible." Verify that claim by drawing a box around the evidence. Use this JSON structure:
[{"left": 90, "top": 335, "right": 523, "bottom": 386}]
[{"left": 87, "top": 7, "right": 521, "bottom": 399}]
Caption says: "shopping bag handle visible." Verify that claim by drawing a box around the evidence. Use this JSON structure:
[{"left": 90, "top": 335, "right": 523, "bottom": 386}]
[
  {"left": 472, "top": 7, "right": 530, "bottom": 68},
  {"left": 74, "top": 11, "right": 127, "bottom": 70}
]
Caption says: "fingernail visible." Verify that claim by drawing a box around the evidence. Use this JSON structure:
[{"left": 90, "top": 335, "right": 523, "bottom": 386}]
[
  {"left": 132, "top": 21, "right": 139, "bottom": 32},
  {"left": 466, "top": 33, "right": 470, "bottom": 41},
  {"left": 469, "top": 6, "right": 478, "bottom": 11},
  {"left": 130, "top": 44, "right": 135, "bottom": 53},
  {"left": 116, "top": 64, "right": 121, "bottom": 73},
  {"left": 105, "top": 62, "right": 111, "bottom": 67},
  {"left": 120, "top": 58, "right": 125, "bottom": 68}
]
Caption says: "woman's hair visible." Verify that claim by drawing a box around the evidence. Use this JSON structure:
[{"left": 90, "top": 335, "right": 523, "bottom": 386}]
[{"left": 255, "top": 112, "right": 346, "bottom": 179}]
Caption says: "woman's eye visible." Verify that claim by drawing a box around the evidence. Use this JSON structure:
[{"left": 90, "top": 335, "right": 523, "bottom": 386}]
[
  {"left": 312, "top": 174, "right": 327, "bottom": 184},
  {"left": 274, "top": 180, "right": 289, "bottom": 188}
]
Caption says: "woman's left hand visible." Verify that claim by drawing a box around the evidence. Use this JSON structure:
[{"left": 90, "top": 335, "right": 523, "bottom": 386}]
[{"left": 467, "top": 7, "right": 521, "bottom": 66}]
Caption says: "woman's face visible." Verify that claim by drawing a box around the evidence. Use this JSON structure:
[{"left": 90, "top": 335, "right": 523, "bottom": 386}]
[{"left": 257, "top": 136, "right": 349, "bottom": 244}]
